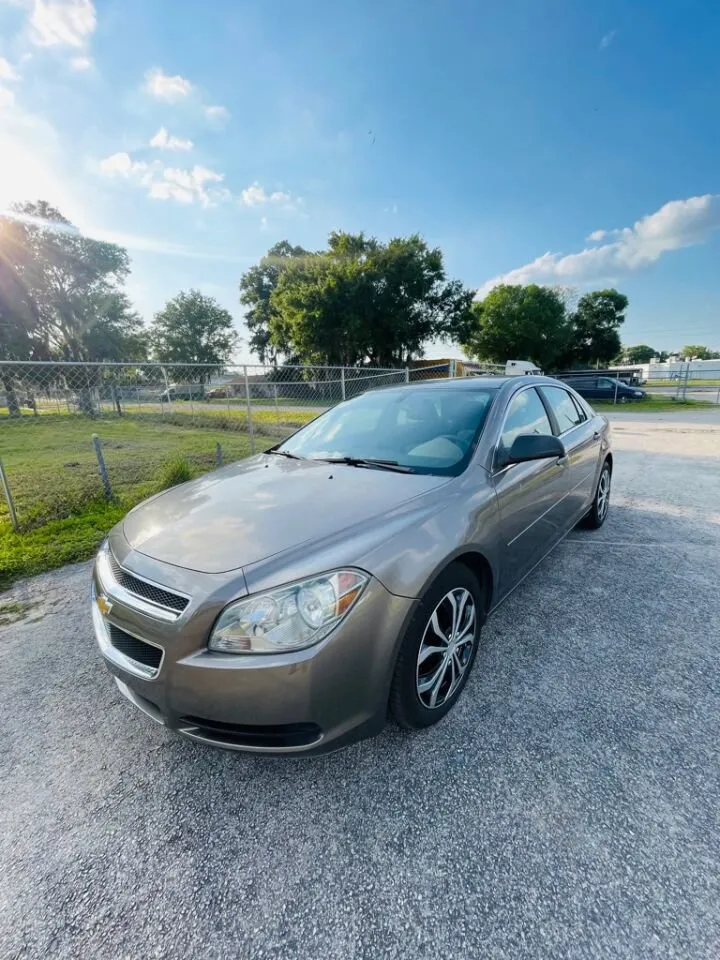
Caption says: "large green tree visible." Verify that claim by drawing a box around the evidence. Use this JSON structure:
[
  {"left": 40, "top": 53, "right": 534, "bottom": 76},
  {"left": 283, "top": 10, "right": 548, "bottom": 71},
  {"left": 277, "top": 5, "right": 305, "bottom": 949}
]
[
  {"left": 151, "top": 289, "right": 238, "bottom": 376},
  {"left": 681, "top": 344, "right": 719, "bottom": 360},
  {"left": 81, "top": 292, "right": 148, "bottom": 362},
  {"left": 238, "top": 240, "right": 310, "bottom": 363},
  {"left": 0, "top": 201, "right": 143, "bottom": 414},
  {"left": 461, "top": 284, "right": 570, "bottom": 370},
  {"left": 0, "top": 201, "right": 132, "bottom": 358},
  {"left": 563, "top": 289, "right": 628, "bottom": 367},
  {"left": 622, "top": 344, "right": 656, "bottom": 364},
  {"left": 240, "top": 232, "right": 473, "bottom": 367}
]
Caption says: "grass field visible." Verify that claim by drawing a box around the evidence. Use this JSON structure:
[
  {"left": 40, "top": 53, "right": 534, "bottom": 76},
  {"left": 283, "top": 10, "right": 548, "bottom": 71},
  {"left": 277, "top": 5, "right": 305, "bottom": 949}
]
[
  {"left": 593, "top": 395, "right": 714, "bottom": 412},
  {"left": 0, "top": 415, "right": 289, "bottom": 589},
  {"left": 645, "top": 378, "right": 720, "bottom": 387}
]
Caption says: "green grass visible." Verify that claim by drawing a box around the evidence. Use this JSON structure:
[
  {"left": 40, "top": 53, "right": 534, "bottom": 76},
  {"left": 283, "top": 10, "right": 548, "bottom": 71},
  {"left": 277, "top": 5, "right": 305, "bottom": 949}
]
[
  {"left": 645, "top": 378, "right": 720, "bottom": 387},
  {"left": 0, "top": 415, "right": 280, "bottom": 589},
  {"left": 593, "top": 395, "right": 715, "bottom": 412}
]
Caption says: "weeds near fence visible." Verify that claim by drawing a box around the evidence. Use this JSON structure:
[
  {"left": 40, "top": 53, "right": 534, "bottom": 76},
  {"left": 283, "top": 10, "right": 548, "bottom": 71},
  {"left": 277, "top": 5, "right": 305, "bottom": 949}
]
[{"left": 160, "top": 458, "right": 192, "bottom": 488}]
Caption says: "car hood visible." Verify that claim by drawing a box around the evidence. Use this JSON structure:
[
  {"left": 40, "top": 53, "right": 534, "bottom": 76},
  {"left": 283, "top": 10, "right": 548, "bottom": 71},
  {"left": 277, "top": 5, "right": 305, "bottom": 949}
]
[{"left": 123, "top": 454, "right": 449, "bottom": 574}]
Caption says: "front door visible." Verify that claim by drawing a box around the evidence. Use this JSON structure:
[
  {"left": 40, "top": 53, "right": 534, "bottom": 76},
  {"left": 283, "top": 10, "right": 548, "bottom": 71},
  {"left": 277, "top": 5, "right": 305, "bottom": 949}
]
[
  {"left": 492, "top": 387, "right": 570, "bottom": 598},
  {"left": 538, "top": 385, "right": 602, "bottom": 526}
]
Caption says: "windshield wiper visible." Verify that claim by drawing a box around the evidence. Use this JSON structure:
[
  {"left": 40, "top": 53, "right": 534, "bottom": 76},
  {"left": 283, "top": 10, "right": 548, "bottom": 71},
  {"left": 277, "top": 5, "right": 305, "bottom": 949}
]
[
  {"left": 267, "top": 449, "right": 303, "bottom": 460},
  {"left": 312, "top": 456, "right": 414, "bottom": 474}
]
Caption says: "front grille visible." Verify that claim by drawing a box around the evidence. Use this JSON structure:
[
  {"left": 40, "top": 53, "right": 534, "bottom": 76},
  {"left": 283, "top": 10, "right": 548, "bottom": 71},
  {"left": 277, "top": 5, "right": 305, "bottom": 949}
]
[
  {"left": 179, "top": 716, "right": 322, "bottom": 749},
  {"left": 108, "top": 624, "right": 163, "bottom": 671},
  {"left": 108, "top": 552, "right": 188, "bottom": 613}
]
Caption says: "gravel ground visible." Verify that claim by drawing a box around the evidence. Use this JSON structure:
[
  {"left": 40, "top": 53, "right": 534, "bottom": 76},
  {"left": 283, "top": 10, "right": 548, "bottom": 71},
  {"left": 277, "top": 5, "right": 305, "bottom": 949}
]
[{"left": 1, "top": 411, "right": 719, "bottom": 960}]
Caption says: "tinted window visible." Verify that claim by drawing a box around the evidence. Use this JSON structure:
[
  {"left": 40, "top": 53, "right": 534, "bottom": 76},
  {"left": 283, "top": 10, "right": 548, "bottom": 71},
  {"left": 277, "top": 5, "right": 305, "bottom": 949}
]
[
  {"left": 566, "top": 376, "right": 597, "bottom": 390},
  {"left": 540, "top": 386, "right": 585, "bottom": 433},
  {"left": 499, "top": 388, "right": 553, "bottom": 453},
  {"left": 597, "top": 377, "right": 616, "bottom": 388},
  {"left": 278, "top": 386, "right": 497, "bottom": 475}
]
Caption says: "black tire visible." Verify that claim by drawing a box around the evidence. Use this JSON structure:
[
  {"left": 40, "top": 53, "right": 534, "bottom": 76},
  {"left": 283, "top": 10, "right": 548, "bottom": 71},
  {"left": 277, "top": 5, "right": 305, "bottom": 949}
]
[
  {"left": 389, "top": 562, "right": 485, "bottom": 730},
  {"left": 581, "top": 461, "right": 612, "bottom": 529}
]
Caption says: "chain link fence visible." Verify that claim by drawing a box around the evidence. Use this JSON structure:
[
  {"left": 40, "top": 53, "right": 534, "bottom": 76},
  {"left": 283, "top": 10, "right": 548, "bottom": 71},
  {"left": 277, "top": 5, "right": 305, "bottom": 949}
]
[{"left": 0, "top": 360, "right": 471, "bottom": 533}]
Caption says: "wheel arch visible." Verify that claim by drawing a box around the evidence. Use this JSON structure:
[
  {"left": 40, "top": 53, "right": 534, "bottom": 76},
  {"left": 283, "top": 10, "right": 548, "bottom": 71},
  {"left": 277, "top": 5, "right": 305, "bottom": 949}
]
[{"left": 412, "top": 548, "right": 495, "bottom": 618}]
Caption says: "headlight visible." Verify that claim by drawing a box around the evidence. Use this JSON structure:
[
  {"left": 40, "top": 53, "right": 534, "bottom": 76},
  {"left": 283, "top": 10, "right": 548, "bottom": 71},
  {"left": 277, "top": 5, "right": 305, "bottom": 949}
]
[{"left": 208, "top": 570, "right": 368, "bottom": 654}]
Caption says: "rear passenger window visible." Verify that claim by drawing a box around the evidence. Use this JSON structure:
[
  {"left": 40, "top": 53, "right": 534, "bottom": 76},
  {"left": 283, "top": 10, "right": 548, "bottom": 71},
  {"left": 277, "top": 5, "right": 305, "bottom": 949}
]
[
  {"left": 499, "top": 388, "right": 553, "bottom": 455},
  {"left": 540, "top": 386, "right": 585, "bottom": 433}
]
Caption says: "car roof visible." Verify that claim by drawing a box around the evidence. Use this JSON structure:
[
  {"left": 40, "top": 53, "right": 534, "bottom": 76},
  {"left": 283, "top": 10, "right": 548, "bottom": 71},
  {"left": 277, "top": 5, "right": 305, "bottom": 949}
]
[{"left": 389, "top": 375, "right": 562, "bottom": 391}]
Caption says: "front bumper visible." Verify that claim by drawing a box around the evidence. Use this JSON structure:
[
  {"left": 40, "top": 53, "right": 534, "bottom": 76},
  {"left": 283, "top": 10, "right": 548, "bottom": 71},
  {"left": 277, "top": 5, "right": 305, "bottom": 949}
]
[{"left": 91, "top": 553, "right": 416, "bottom": 755}]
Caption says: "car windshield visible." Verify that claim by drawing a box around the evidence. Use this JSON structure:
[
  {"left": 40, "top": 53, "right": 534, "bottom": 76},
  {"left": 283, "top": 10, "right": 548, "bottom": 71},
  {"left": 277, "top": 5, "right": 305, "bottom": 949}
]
[{"left": 276, "top": 386, "right": 498, "bottom": 475}]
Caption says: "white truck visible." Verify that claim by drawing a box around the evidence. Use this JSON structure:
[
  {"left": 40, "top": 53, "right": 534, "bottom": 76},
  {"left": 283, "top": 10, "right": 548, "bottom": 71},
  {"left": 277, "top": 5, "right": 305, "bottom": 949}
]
[{"left": 505, "top": 360, "right": 542, "bottom": 376}]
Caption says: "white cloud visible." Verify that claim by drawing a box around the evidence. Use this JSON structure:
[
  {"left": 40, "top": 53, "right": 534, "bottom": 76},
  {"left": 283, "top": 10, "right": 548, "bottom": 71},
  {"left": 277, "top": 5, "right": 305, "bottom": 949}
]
[
  {"left": 0, "top": 58, "right": 20, "bottom": 81},
  {"left": 587, "top": 228, "right": 607, "bottom": 242},
  {"left": 144, "top": 66, "right": 193, "bottom": 102},
  {"left": 240, "top": 181, "right": 291, "bottom": 207},
  {"left": 599, "top": 30, "right": 616, "bottom": 50},
  {"left": 0, "top": 86, "right": 16, "bottom": 109},
  {"left": 477, "top": 194, "right": 720, "bottom": 297},
  {"left": 205, "top": 104, "right": 230, "bottom": 124},
  {"left": 156, "top": 165, "right": 227, "bottom": 207},
  {"left": 30, "top": 0, "right": 96, "bottom": 48},
  {"left": 96, "top": 151, "right": 227, "bottom": 207},
  {"left": 69, "top": 54, "right": 92, "bottom": 70},
  {"left": 98, "top": 151, "right": 142, "bottom": 176},
  {"left": 149, "top": 126, "right": 193, "bottom": 151},
  {"left": 259, "top": 215, "right": 268, "bottom": 231}
]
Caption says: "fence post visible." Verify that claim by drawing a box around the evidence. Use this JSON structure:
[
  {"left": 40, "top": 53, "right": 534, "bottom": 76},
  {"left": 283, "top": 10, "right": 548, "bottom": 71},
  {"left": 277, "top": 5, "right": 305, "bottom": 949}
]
[
  {"left": 405, "top": 367, "right": 410, "bottom": 383},
  {"left": 215, "top": 442, "right": 224, "bottom": 468},
  {"left": 0, "top": 458, "right": 19, "bottom": 532},
  {"left": 244, "top": 365, "right": 256, "bottom": 454},
  {"left": 92, "top": 434, "right": 113, "bottom": 500},
  {"left": 448, "top": 360, "right": 455, "bottom": 379},
  {"left": 613, "top": 378, "right": 619, "bottom": 405},
  {"left": 341, "top": 367, "right": 346, "bottom": 401}
]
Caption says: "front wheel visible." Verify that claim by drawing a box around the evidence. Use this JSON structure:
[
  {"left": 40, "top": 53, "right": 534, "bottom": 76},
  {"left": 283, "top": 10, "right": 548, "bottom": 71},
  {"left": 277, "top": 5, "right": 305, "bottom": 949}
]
[
  {"left": 389, "top": 563, "right": 484, "bottom": 730},
  {"left": 582, "top": 462, "right": 611, "bottom": 529}
]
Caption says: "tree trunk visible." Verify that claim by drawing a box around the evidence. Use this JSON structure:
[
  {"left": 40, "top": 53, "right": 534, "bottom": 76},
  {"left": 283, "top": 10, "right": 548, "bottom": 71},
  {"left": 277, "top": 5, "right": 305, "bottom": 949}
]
[{"left": 2, "top": 375, "right": 21, "bottom": 418}]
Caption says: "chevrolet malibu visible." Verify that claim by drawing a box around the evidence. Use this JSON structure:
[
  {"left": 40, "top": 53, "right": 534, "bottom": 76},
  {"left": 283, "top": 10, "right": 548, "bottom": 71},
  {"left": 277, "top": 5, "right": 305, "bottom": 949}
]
[{"left": 92, "top": 376, "right": 612, "bottom": 755}]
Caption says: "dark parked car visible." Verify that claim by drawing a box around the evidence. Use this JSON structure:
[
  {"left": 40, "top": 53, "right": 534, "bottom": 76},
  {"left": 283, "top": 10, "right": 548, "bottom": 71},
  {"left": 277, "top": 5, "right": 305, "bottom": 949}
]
[{"left": 556, "top": 375, "right": 646, "bottom": 403}]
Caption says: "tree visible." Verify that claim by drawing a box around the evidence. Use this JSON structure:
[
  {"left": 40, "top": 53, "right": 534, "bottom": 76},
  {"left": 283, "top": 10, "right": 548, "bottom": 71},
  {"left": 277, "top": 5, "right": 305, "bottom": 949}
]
[
  {"left": 562, "top": 289, "right": 628, "bottom": 367},
  {"left": 1, "top": 201, "right": 131, "bottom": 358},
  {"left": 0, "top": 201, "right": 140, "bottom": 414},
  {"left": 254, "top": 231, "right": 473, "bottom": 367},
  {"left": 151, "top": 290, "right": 238, "bottom": 376},
  {"left": 623, "top": 344, "right": 656, "bottom": 364},
  {"left": 238, "top": 241, "right": 310, "bottom": 363},
  {"left": 681, "top": 345, "right": 719, "bottom": 360},
  {"left": 81, "top": 292, "right": 148, "bottom": 362},
  {"left": 461, "top": 284, "right": 570, "bottom": 370}
]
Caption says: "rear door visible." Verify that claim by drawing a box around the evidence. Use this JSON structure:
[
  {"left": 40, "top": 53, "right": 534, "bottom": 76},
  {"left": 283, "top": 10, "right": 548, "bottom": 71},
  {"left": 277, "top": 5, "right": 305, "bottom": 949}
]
[
  {"left": 492, "top": 386, "right": 570, "bottom": 597},
  {"left": 538, "top": 385, "right": 601, "bottom": 527}
]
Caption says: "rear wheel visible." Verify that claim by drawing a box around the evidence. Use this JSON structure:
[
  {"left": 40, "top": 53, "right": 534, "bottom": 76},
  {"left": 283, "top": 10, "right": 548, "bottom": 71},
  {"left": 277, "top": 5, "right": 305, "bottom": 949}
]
[
  {"left": 389, "top": 563, "right": 485, "bottom": 730},
  {"left": 582, "top": 461, "right": 611, "bottom": 529}
]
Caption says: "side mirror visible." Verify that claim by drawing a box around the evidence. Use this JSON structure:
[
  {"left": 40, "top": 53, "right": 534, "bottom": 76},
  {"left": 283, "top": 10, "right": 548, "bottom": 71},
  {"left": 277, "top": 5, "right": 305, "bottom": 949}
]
[{"left": 506, "top": 434, "right": 565, "bottom": 465}]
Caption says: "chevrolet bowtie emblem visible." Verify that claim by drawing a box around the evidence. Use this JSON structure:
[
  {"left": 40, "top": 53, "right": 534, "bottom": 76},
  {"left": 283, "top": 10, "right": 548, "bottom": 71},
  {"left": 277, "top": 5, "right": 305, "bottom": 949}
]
[{"left": 96, "top": 594, "right": 113, "bottom": 617}]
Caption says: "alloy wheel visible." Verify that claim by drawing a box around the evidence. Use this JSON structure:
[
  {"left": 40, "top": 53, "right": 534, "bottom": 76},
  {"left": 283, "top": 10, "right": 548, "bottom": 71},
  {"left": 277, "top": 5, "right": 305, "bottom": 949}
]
[
  {"left": 416, "top": 588, "right": 477, "bottom": 709},
  {"left": 597, "top": 468, "right": 611, "bottom": 522}
]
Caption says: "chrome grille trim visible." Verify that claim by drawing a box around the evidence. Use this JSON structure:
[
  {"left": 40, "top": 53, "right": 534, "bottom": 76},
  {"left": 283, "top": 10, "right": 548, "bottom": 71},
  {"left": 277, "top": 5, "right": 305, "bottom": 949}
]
[
  {"left": 91, "top": 585, "right": 165, "bottom": 680},
  {"left": 96, "top": 546, "right": 190, "bottom": 622}
]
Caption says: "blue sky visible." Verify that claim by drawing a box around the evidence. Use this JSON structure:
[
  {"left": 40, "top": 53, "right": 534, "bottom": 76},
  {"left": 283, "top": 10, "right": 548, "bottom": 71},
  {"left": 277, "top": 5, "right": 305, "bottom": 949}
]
[{"left": 1, "top": 0, "right": 719, "bottom": 359}]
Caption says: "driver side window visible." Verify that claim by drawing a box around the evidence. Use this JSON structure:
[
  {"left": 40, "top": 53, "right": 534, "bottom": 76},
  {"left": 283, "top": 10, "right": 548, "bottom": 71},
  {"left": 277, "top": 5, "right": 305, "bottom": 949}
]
[{"left": 498, "top": 389, "right": 553, "bottom": 459}]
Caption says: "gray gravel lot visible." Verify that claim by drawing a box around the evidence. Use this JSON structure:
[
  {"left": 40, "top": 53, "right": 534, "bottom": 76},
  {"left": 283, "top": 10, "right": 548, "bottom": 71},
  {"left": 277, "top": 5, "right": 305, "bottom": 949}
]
[{"left": 2, "top": 410, "right": 719, "bottom": 960}]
